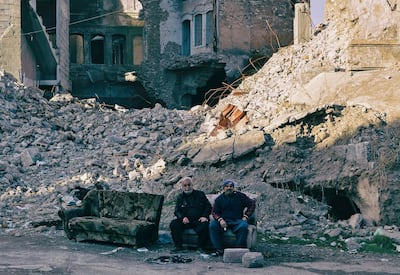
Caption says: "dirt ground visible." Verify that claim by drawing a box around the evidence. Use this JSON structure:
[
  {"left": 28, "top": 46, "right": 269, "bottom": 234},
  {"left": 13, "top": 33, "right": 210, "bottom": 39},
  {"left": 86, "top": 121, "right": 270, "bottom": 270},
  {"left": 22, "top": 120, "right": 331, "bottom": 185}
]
[{"left": 1, "top": 232, "right": 400, "bottom": 275}]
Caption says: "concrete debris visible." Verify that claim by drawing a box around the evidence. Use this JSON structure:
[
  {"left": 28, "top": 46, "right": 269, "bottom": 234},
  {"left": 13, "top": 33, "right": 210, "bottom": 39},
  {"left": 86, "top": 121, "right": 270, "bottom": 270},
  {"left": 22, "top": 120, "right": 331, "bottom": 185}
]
[{"left": 1, "top": 1, "right": 400, "bottom": 256}]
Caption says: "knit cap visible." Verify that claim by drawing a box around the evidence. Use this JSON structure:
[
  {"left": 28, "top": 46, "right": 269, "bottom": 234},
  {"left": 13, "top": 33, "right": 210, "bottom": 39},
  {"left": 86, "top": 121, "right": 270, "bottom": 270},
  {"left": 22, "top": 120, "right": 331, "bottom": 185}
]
[{"left": 223, "top": 179, "right": 235, "bottom": 187}]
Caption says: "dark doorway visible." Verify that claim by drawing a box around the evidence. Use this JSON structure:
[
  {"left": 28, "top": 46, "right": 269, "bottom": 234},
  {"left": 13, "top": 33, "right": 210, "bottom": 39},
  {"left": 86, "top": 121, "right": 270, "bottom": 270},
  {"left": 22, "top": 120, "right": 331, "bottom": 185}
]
[
  {"left": 91, "top": 34, "right": 105, "bottom": 64},
  {"left": 194, "top": 69, "right": 227, "bottom": 107},
  {"left": 325, "top": 192, "right": 361, "bottom": 221}
]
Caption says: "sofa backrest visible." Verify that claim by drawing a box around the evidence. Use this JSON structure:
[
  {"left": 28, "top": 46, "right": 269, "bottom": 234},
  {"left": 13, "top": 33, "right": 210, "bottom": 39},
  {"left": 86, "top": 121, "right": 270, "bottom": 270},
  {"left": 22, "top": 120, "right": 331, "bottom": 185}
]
[{"left": 82, "top": 190, "right": 164, "bottom": 224}]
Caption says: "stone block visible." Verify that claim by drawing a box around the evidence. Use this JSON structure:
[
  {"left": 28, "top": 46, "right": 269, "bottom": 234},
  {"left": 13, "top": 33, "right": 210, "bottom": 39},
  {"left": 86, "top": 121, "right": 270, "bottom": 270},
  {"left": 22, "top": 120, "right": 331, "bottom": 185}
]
[
  {"left": 20, "top": 148, "right": 41, "bottom": 167},
  {"left": 242, "top": 252, "right": 264, "bottom": 268},
  {"left": 223, "top": 248, "right": 249, "bottom": 263}
]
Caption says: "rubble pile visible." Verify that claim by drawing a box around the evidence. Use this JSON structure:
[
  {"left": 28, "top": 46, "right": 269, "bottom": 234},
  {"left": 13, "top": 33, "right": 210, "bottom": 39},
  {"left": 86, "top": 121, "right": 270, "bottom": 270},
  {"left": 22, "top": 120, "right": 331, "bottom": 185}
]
[
  {"left": 0, "top": 70, "right": 206, "bottom": 231},
  {"left": 1, "top": 1, "right": 400, "bottom": 253},
  {"left": 0, "top": 66, "right": 341, "bottom": 243}
]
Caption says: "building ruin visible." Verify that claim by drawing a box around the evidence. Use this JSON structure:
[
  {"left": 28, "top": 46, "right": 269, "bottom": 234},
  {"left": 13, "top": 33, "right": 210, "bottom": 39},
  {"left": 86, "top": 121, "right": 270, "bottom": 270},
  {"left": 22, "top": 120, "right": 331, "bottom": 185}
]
[{"left": 0, "top": 0, "right": 296, "bottom": 109}]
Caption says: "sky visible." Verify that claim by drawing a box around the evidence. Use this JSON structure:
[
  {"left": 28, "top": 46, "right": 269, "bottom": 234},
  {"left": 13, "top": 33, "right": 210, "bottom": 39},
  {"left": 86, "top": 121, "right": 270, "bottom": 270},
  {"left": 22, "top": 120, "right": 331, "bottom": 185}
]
[{"left": 310, "top": 0, "right": 326, "bottom": 25}]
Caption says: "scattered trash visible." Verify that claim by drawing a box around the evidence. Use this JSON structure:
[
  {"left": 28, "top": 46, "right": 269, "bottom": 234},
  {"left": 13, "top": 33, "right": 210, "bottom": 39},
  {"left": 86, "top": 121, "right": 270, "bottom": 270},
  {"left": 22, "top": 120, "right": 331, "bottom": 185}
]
[
  {"left": 100, "top": 247, "right": 124, "bottom": 255},
  {"left": 348, "top": 249, "right": 358, "bottom": 254},
  {"left": 305, "top": 243, "right": 317, "bottom": 247},
  {"left": 380, "top": 258, "right": 389, "bottom": 262},
  {"left": 200, "top": 253, "right": 210, "bottom": 259},
  {"left": 145, "top": 255, "right": 193, "bottom": 264},
  {"left": 296, "top": 195, "right": 309, "bottom": 203}
]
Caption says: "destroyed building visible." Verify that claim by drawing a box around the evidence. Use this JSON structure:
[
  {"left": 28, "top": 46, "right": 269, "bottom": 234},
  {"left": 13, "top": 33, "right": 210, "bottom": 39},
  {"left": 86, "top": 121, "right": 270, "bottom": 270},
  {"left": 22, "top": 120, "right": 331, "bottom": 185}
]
[
  {"left": 0, "top": 0, "right": 296, "bottom": 109},
  {"left": 2, "top": 0, "right": 400, "bottom": 244},
  {"left": 0, "top": 0, "right": 70, "bottom": 93},
  {"left": 68, "top": 0, "right": 146, "bottom": 108}
]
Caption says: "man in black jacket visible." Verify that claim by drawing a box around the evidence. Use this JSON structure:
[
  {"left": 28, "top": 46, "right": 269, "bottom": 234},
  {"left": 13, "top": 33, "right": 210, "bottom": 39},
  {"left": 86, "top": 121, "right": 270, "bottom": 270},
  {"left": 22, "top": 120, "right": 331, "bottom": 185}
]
[{"left": 170, "top": 177, "right": 212, "bottom": 252}]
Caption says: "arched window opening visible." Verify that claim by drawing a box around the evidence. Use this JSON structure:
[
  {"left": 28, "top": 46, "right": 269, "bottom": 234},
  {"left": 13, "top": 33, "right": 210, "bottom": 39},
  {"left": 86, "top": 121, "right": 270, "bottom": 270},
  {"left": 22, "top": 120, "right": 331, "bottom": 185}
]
[
  {"left": 206, "top": 11, "right": 213, "bottom": 48},
  {"left": 194, "top": 14, "right": 203, "bottom": 46},
  {"left": 91, "top": 34, "right": 105, "bottom": 64},
  {"left": 182, "top": 20, "right": 191, "bottom": 56},
  {"left": 70, "top": 34, "right": 84, "bottom": 64},
  {"left": 112, "top": 35, "right": 126, "bottom": 65}
]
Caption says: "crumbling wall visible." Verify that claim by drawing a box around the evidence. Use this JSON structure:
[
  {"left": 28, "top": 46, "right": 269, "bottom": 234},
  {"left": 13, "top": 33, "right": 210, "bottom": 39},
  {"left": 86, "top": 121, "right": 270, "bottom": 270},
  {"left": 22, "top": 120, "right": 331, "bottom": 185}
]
[
  {"left": 325, "top": 0, "right": 400, "bottom": 70},
  {"left": 56, "top": 0, "right": 71, "bottom": 91},
  {"left": 321, "top": 0, "right": 400, "bottom": 225},
  {"left": 139, "top": 0, "right": 295, "bottom": 108},
  {"left": 67, "top": 0, "right": 295, "bottom": 108},
  {"left": 217, "top": 0, "right": 294, "bottom": 80},
  {"left": 0, "top": 1, "right": 21, "bottom": 80},
  {"left": 69, "top": 0, "right": 147, "bottom": 107}
]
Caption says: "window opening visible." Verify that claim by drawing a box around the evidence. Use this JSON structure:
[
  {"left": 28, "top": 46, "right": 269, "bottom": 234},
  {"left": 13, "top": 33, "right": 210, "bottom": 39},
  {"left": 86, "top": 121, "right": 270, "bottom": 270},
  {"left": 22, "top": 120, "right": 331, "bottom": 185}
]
[
  {"left": 112, "top": 35, "right": 125, "bottom": 64},
  {"left": 70, "top": 34, "right": 84, "bottom": 64},
  {"left": 194, "top": 14, "right": 203, "bottom": 46},
  {"left": 182, "top": 20, "right": 191, "bottom": 56},
  {"left": 91, "top": 34, "right": 105, "bottom": 64},
  {"left": 206, "top": 11, "right": 213, "bottom": 47}
]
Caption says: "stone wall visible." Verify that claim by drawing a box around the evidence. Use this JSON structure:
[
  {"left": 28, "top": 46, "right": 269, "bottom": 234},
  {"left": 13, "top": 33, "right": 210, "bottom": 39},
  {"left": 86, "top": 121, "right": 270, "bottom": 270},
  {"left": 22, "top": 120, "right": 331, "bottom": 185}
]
[
  {"left": 139, "top": 0, "right": 295, "bottom": 108},
  {"left": 217, "top": 0, "right": 294, "bottom": 78},
  {"left": 57, "top": 0, "right": 71, "bottom": 91},
  {"left": 325, "top": 0, "right": 400, "bottom": 70},
  {"left": 0, "top": 0, "right": 295, "bottom": 109},
  {"left": 69, "top": 0, "right": 147, "bottom": 107},
  {"left": 0, "top": 1, "right": 70, "bottom": 91},
  {"left": 0, "top": 1, "right": 21, "bottom": 80}
]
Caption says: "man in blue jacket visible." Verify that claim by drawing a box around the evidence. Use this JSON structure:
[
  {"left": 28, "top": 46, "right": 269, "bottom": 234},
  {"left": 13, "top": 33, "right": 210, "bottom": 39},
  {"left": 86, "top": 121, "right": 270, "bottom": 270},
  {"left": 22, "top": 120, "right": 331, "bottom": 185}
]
[
  {"left": 170, "top": 177, "right": 212, "bottom": 252},
  {"left": 209, "top": 179, "right": 255, "bottom": 256}
]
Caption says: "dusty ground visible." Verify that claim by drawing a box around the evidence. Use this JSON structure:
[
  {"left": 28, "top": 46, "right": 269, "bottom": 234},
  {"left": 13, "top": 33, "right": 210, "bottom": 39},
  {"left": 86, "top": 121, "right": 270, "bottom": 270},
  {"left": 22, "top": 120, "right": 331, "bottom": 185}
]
[{"left": 1, "top": 231, "right": 399, "bottom": 275}]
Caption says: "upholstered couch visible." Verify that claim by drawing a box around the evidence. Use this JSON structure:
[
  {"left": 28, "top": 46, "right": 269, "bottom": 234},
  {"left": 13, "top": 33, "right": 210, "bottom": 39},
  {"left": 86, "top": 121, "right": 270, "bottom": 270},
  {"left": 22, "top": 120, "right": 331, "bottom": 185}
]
[
  {"left": 58, "top": 189, "right": 164, "bottom": 247},
  {"left": 181, "top": 193, "right": 258, "bottom": 249}
]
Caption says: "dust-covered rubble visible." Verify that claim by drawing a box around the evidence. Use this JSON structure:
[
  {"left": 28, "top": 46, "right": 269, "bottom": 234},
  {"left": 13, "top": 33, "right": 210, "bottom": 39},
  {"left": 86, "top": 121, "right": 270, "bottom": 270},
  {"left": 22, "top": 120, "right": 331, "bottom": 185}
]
[
  {"left": 2, "top": 0, "right": 400, "bottom": 256},
  {"left": 0, "top": 68, "right": 379, "bottom": 252}
]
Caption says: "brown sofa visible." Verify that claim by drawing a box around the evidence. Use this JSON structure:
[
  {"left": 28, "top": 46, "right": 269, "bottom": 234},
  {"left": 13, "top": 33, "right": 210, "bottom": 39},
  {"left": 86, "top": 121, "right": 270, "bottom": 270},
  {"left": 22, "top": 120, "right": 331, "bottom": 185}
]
[
  {"left": 58, "top": 189, "right": 164, "bottom": 247},
  {"left": 181, "top": 193, "right": 258, "bottom": 249}
]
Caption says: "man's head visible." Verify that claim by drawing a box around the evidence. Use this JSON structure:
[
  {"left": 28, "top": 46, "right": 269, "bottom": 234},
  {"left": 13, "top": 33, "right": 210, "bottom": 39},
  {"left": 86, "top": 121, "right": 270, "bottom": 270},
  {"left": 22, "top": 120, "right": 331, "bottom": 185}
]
[
  {"left": 180, "top": 176, "right": 194, "bottom": 194},
  {"left": 222, "top": 179, "right": 235, "bottom": 196}
]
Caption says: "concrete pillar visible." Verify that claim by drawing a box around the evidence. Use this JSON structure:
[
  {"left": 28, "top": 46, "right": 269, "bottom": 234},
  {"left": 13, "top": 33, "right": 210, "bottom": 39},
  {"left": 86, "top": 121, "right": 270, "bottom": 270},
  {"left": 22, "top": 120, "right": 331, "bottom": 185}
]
[
  {"left": 84, "top": 33, "right": 91, "bottom": 64},
  {"left": 104, "top": 34, "right": 112, "bottom": 65},
  {"left": 294, "top": 3, "right": 311, "bottom": 44}
]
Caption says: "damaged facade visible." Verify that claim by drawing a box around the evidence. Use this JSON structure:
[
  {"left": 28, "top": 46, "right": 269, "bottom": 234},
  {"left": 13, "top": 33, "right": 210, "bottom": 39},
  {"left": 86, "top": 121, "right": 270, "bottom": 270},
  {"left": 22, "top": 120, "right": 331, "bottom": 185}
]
[
  {"left": 68, "top": 0, "right": 147, "bottom": 108},
  {"left": 0, "top": 0, "right": 70, "bottom": 93},
  {"left": 0, "top": 0, "right": 295, "bottom": 108},
  {"left": 141, "top": 0, "right": 295, "bottom": 108},
  {"left": 0, "top": 0, "right": 400, "bottom": 108}
]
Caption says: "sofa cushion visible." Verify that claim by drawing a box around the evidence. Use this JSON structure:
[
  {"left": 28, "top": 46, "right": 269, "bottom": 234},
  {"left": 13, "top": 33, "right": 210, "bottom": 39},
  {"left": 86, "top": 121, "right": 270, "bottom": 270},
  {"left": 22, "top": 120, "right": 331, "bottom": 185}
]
[{"left": 69, "top": 217, "right": 156, "bottom": 236}]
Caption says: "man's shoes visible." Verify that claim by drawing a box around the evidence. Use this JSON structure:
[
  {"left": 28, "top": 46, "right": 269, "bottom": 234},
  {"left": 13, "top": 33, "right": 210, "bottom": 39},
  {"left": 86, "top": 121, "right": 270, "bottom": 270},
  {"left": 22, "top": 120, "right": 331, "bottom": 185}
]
[
  {"left": 171, "top": 246, "right": 184, "bottom": 253},
  {"left": 197, "top": 248, "right": 208, "bottom": 254},
  {"left": 211, "top": 249, "right": 223, "bottom": 257}
]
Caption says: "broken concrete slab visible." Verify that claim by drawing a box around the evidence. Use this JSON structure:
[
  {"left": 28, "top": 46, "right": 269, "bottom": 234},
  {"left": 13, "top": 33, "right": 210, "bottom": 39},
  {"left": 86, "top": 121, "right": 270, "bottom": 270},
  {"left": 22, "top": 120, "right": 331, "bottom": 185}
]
[
  {"left": 191, "top": 130, "right": 265, "bottom": 165},
  {"left": 233, "top": 131, "right": 265, "bottom": 158}
]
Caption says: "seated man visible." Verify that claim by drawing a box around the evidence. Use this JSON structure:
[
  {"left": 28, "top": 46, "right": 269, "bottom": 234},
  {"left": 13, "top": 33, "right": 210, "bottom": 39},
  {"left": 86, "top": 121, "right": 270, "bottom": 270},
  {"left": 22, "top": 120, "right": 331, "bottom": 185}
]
[
  {"left": 170, "top": 177, "right": 212, "bottom": 252},
  {"left": 209, "top": 179, "right": 255, "bottom": 256}
]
